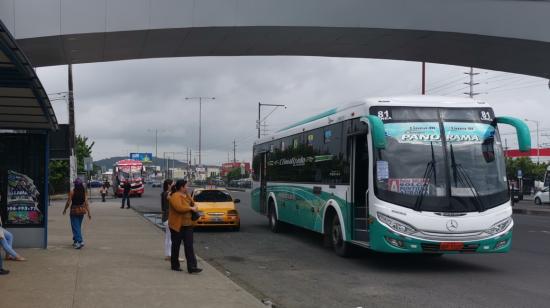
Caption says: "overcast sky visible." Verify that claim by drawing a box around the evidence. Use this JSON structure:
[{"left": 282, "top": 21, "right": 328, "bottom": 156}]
[{"left": 36, "top": 56, "right": 550, "bottom": 165}]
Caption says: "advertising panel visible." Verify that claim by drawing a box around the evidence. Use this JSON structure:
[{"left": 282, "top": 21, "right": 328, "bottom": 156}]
[
  {"left": 129, "top": 153, "right": 153, "bottom": 163},
  {"left": 5, "top": 170, "right": 42, "bottom": 225}
]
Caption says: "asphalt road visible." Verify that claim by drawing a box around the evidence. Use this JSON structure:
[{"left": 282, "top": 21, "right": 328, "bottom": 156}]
[{"left": 129, "top": 186, "right": 550, "bottom": 308}]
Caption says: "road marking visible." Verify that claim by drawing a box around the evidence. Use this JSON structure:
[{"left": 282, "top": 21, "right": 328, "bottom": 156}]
[{"left": 528, "top": 230, "right": 550, "bottom": 234}]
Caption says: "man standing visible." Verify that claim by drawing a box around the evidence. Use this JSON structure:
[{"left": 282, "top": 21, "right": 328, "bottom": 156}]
[{"left": 121, "top": 180, "right": 131, "bottom": 209}]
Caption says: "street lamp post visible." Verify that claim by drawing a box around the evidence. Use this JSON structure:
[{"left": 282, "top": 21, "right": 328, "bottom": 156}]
[
  {"left": 147, "top": 129, "right": 166, "bottom": 159},
  {"left": 257, "top": 102, "right": 287, "bottom": 139},
  {"left": 185, "top": 97, "right": 215, "bottom": 165},
  {"left": 525, "top": 118, "right": 540, "bottom": 163}
]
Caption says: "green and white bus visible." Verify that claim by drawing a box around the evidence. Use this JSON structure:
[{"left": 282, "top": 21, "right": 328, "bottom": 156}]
[{"left": 251, "top": 96, "right": 531, "bottom": 256}]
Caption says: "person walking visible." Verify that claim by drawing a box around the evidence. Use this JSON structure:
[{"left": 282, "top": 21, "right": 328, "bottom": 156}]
[
  {"left": 63, "top": 178, "right": 92, "bottom": 249},
  {"left": 168, "top": 179, "right": 201, "bottom": 273},
  {"left": 0, "top": 216, "right": 26, "bottom": 261},
  {"left": 100, "top": 184, "right": 108, "bottom": 202},
  {"left": 121, "top": 180, "right": 131, "bottom": 209}
]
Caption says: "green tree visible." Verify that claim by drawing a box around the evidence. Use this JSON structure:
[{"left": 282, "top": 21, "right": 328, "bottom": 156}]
[
  {"left": 49, "top": 134, "right": 96, "bottom": 194},
  {"left": 506, "top": 157, "right": 548, "bottom": 181},
  {"left": 76, "top": 135, "right": 95, "bottom": 172},
  {"left": 49, "top": 160, "right": 69, "bottom": 194},
  {"left": 226, "top": 168, "right": 245, "bottom": 183}
]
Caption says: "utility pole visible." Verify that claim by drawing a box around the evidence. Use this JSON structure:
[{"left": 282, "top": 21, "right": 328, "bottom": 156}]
[
  {"left": 421, "top": 62, "right": 426, "bottom": 95},
  {"left": 464, "top": 67, "right": 480, "bottom": 98},
  {"left": 257, "top": 102, "right": 286, "bottom": 139},
  {"left": 233, "top": 139, "right": 237, "bottom": 163},
  {"left": 185, "top": 97, "right": 215, "bottom": 166},
  {"left": 525, "top": 119, "right": 541, "bottom": 164},
  {"left": 68, "top": 64, "right": 76, "bottom": 189}
]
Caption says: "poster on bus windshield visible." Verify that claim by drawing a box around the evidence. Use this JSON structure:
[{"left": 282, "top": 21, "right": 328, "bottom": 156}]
[
  {"left": 5, "top": 170, "right": 42, "bottom": 225},
  {"left": 384, "top": 122, "right": 494, "bottom": 145}
]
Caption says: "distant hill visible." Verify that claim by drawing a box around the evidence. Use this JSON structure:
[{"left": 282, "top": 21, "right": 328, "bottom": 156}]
[{"left": 94, "top": 156, "right": 187, "bottom": 170}]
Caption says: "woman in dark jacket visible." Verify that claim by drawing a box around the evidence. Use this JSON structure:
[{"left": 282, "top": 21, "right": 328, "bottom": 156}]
[
  {"left": 168, "top": 179, "right": 201, "bottom": 273},
  {"left": 161, "top": 179, "right": 174, "bottom": 261}
]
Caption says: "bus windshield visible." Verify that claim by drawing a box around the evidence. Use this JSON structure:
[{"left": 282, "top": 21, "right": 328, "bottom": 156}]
[
  {"left": 119, "top": 171, "right": 142, "bottom": 180},
  {"left": 371, "top": 106, "right": 508, "bottom": 212}
]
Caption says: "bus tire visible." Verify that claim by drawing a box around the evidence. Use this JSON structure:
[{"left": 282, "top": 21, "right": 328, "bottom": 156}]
[
  {"left": 268, "top": 200, "right": 281, "bottom": 233},
  {"left": 329, "top": 215, "right": 352, "bottom": 257}
]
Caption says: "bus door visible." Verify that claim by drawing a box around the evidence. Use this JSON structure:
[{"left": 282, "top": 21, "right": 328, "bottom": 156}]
[
  {"left": 351, "top": 134, "right": 369, "bottom": 242},
  {"left": 259, "top": 152, "right": 268, "bottom": 215}
]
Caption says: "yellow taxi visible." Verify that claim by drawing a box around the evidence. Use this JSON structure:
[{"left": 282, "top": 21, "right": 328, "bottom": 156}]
[{"left": 192, "top": 188, "right": 241, "bottom": 231}]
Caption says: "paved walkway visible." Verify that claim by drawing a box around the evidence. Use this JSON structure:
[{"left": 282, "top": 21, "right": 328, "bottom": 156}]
[{"left": 0, "top": 201, "right": 264, "bottom": 308}]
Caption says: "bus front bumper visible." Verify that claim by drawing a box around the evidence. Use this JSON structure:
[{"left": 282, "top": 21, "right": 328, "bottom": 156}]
[{"left": 368, "top": 219, "right": 513, "bottom": 254}]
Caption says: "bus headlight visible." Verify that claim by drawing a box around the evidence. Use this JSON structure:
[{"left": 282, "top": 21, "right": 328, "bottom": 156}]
[
  {"left": 377, "top": 212, "right": 416, "bottom": 235},
  {"left": 486, "top": 217, "right": 512, "bottom": 235}
]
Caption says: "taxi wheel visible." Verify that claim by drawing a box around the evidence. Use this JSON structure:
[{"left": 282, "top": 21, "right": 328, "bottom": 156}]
[
  {"left": 233, "top": 225, "right": 240, "bottom": 232},
  {"left": 535, "top": 197, "right": 542, "bottom": 205}
]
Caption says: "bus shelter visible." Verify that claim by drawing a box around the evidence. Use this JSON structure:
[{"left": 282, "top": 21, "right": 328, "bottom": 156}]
[{"left": 0, "top": 20, "right": 58, "bottom": 248}]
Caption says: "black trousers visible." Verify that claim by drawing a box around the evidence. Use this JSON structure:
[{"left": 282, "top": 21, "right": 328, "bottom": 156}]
[
  {"left": 170, "top": 226, "right": 197, "bottom": 271},
  {"left": 121, "top": 194, "right": 130, "bottom": 207}
]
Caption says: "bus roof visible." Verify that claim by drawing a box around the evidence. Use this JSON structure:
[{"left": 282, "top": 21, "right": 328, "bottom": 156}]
[{"left": 255, "top": 95, "right": 489, "bottom": 145}]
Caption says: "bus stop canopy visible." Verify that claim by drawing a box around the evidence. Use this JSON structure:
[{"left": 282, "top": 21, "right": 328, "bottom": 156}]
[{"left": 0, "top": 20, "right": 57, "bottom": 131}]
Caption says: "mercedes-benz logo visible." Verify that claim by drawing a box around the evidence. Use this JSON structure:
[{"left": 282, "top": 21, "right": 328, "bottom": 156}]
[{"left": 446, "top": 219, "right": 459, "bottom": 232}]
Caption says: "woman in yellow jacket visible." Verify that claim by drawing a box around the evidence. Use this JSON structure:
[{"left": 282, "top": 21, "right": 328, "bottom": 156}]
[{"left": 168, "top": 179, "right": 202, "bottom": 273}]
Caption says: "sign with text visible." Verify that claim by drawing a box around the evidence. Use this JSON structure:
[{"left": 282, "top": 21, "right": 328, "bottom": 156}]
[{"left": 129, "top": 153, "right": 153, "bottom": 163}]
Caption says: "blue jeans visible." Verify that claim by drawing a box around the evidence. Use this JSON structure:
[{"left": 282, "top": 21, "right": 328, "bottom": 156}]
[
  {"left": 70, "top": 215, "right": 84, "bottom": 243},
  {"left": 0, "top": 228, "right": 18, "bottom": 258}
]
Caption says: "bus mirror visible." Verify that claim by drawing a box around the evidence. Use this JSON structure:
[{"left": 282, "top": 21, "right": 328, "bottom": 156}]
[
  {"left": 361, "top": 116, "right": 387, "bottom": 149},
  {"left": 495, "top": 117, "right": 531, "bottom": 152},
  {"left": 482, "top": 137, "right": 495, "bottom": 163}
]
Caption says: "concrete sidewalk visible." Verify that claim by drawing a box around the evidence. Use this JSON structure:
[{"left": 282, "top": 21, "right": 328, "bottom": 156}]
[{"left": 0, "top": 201, "right": 264, "bottom": 308}]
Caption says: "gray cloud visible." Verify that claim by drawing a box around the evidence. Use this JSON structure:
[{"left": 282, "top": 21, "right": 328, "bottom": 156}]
[{"left": 36, "top": 57, "right": 550, "bottom": 164}]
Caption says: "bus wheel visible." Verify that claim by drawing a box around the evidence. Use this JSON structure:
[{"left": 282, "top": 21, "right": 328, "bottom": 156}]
[
  {"left": 268, "top": 202, "right": 281, "bottom": 233},
  {"left": 330, "top": 215, "right": 352, "bottom": 257}
]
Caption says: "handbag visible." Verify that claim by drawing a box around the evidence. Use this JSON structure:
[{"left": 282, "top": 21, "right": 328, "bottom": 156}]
[{"left": 70, "top": 203, "right": 87, "bottom": 216}]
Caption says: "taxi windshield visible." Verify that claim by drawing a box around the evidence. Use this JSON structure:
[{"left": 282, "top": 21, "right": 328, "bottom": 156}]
[{"left": 194, "top": 190, "right": 233, "bottom": 202}]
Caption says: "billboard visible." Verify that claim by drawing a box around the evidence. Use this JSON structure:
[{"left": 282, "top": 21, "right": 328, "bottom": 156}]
[{"left": 129, "top": 153, "right": 153, "bottom": 163}]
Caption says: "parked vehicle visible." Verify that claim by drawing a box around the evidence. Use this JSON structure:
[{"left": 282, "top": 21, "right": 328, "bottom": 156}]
[
  {"left": 151, "top": 181, "right": 162, "bottom": 188},
  {"left": 87, "top": 180, "right": 102, "bottom": 188},
  {"left": 534, "top": 187, "right": 550, "bottom": 205},
  {"left": 192, "top": 188, "right": 241, "bottom": 231}
]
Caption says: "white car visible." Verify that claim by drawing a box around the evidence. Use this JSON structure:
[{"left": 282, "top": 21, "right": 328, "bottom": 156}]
[{"left": 534, "top": 187, "right": 550, "bottom": 205}]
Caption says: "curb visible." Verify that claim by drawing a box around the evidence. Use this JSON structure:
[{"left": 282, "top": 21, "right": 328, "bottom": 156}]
[
  {"left": 513, "top": 208, "right": 550, "bottom": 217},
  {"left": 226, "top": 188, "right": 247, "bottom": 192}
]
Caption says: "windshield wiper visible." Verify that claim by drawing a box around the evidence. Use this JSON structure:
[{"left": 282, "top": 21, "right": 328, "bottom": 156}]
[
  {"left": 414, "top": 142, "right": 437, "bottom": 211},
  {"left": 450, "top": 144, "right": 484, "bottom": 212}
]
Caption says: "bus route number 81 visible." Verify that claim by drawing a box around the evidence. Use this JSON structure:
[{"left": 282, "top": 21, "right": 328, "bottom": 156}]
[{"left": 377, "top": 110, "right": 392, "bottom": 121}]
